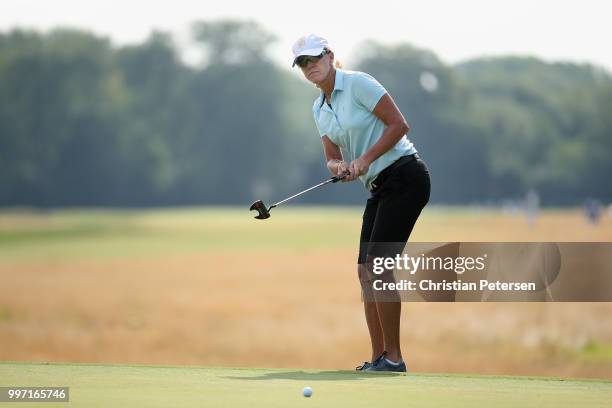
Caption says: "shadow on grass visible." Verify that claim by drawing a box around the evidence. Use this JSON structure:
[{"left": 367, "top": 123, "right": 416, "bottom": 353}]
[{"left": 226, "top": 370, "right": 402, "bottom": 381}]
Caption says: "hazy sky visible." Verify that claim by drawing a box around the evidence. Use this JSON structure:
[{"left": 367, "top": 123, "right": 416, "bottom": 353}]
[{"left": 2, "top": 0, "right": 611, "bottom": 71}]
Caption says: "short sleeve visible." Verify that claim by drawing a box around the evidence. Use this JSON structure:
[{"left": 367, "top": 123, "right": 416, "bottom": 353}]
[
  {"left": 312, "top": 98, "right": 326, "bottom": 137},
  {"left": 352, "top": 72, "right": 387, "bottom": 112},
  {"left": 315, "top": 119, "right": 327, "bottom": 137}
]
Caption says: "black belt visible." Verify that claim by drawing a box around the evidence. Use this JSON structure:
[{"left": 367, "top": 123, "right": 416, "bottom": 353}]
[{"left": 370, "top": 153, "right": 419, "bottom": 191}]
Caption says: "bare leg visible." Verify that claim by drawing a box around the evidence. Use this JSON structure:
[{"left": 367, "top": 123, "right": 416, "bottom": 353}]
[
  {"left": 360, "top": 259, "right": 403, "bottom": 363},
  {"left": 359, "top": 264, "right": 385, "bottom": 361},
  {"left": 376, "top": 301, "right": 403, "bottom": 362},
  {"left": 364, "top": 301, "right": 385, "bottom": 361}
]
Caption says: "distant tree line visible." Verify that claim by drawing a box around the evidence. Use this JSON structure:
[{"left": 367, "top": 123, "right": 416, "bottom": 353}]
[{"left": 1, "top": 20, "right": 610, "bottom": 207}]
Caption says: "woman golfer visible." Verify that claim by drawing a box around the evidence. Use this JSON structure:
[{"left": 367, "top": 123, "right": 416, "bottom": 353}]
[{"left": 292, "top": 34, "right": 431, "bottom": 372}]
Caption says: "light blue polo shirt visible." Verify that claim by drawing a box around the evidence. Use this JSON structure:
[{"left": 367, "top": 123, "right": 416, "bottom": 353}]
[{"left": 312, "top": 69, "right": 417, "bottom": 190}]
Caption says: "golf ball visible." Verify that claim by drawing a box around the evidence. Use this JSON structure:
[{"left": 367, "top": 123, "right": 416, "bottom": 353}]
[{"left": 302, "top": 386, "right": 313, "bottom": 398}]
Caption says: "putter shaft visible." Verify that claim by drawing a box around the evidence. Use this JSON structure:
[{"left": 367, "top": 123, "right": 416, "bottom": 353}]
[
  {"left": 249, "top": 172, "right": 348, "bottom": 220},
  {"left": 272, "top": 178, "right": 336, "bottom": 207}
]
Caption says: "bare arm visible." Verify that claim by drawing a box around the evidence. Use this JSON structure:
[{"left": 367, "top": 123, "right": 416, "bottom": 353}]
[
  {"left": 362, "top": 93, "right": 410, "bottom": 164},
  {"left": 347, "top": 93, "right": 410, "bottom": 180},
  {"left": 321, "top": 135, "right": 349, "bottom": 177}
]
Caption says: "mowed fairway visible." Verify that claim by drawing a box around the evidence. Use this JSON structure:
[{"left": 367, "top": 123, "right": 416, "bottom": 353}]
[
  {"left": 1, "top": 207, "right": 612, "bottom": 380},
  {"left": 1, "top": 362, "right": 611, "bottom": 408}
]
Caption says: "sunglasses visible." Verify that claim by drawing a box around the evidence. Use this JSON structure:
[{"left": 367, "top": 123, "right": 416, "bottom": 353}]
[{"left": 294, "top": 50, "right": 329, "bottom": 68}]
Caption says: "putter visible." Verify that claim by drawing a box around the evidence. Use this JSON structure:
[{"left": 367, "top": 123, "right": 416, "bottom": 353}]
[{"left": 250, "top": 171, "right": 349, "bottom": 220}]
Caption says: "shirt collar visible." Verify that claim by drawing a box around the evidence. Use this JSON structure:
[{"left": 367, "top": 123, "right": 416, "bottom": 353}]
[
  {"left": 319, "top": 69, "right": 345, "bottom": 107},
  {"left": 334, "top": 69, "right": 345, "bottom": 91}
]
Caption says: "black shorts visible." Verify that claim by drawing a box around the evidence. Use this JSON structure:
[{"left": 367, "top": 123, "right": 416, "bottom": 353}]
[{"left": 358, "top": 153, "right": 431, "bottom": 264}]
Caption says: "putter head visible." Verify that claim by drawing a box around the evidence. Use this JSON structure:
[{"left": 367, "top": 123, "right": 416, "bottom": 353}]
[{"left": 249, "top": 200, "right": 271, "bottom": 220}]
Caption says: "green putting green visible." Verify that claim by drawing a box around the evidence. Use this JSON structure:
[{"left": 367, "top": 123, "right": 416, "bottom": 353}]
[{"left": 1, "top": 362, "right": 610, "bottom": 407}]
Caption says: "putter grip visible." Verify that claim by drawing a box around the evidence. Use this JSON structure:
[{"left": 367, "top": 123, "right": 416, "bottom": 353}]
[{"left": 331, "top": 171, "right": 350, "bottom": 183}]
